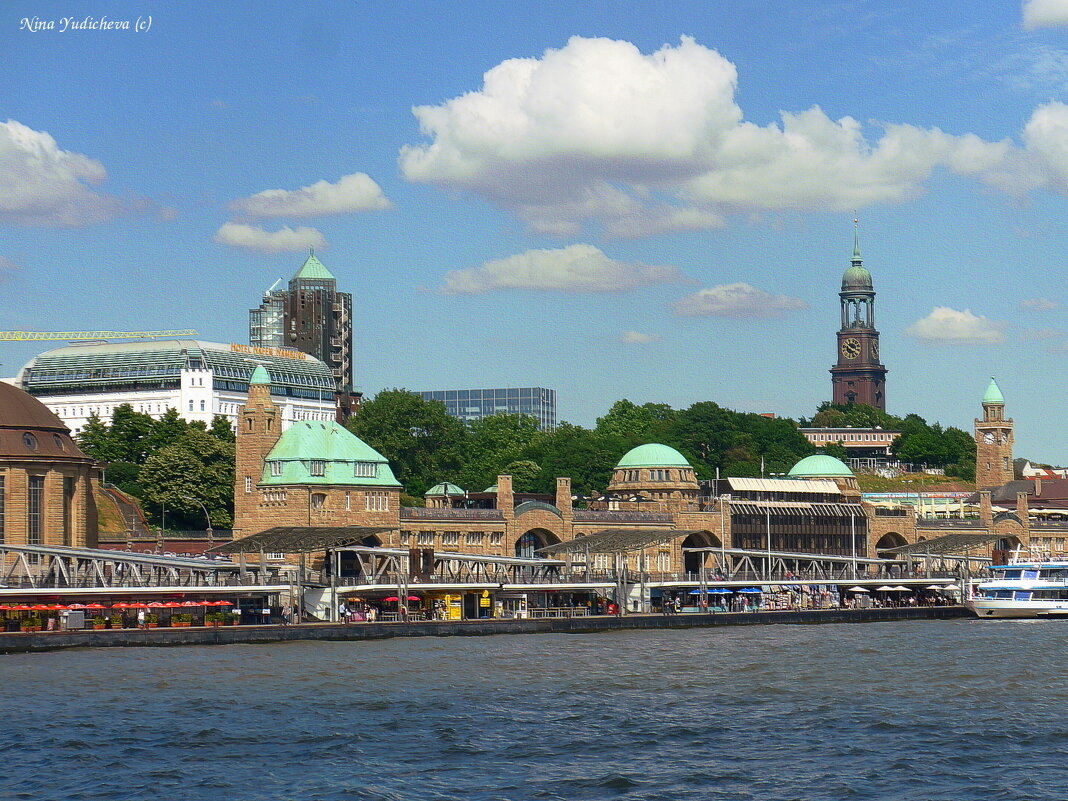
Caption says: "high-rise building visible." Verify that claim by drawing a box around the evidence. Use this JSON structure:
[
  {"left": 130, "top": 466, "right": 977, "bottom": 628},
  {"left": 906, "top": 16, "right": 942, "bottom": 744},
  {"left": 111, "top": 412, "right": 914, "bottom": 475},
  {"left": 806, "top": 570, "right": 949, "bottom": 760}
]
[
  {"left": 415, "top": 387, "right": 557, "bottom": 431},
  {"left": 249, "top": 278, "right": 286, "bottom": 349},
  {"left": 830, "top": 222, "right": 887, "bottom": 410},
  {"left": 249, "top": 250, "right": 356, "bottom": 417}
]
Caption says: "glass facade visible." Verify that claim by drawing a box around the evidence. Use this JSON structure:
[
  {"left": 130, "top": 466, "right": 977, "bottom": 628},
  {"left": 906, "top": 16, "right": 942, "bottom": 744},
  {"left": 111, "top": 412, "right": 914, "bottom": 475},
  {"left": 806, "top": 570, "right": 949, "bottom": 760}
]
[
  {"left": 249, "top": 289, "right": 287, "bottom": 348},
  {"left": 416, "top": 387, "right": 557, "bottom": 431}
]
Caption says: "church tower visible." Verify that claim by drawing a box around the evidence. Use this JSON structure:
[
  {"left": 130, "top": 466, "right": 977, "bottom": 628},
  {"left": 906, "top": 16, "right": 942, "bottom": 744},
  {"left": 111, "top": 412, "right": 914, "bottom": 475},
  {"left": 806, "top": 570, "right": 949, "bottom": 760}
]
[
  {"left": 975, "top": 377, "right": 1014, "bottom": 489},
  {"left": 233, "top": 365, "right": 281, "bottom": 536},
  {"left": 830, "top": 221, "right": 887, "bottom": 410}
]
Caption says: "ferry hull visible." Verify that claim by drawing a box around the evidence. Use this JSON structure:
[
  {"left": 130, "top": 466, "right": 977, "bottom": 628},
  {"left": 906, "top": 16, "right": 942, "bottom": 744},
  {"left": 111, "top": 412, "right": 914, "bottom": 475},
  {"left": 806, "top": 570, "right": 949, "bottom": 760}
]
[{"left": 968, "top": 599, "right": 1068, "bottom": 619}]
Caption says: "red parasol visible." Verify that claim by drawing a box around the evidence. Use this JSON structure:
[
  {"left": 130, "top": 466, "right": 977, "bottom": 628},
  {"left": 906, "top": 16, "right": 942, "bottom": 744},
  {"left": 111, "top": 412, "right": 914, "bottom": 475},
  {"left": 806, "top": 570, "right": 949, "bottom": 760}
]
[
  {"left": 83, "top": 603, "right": 108, "bottom": 609},
  {"left": 126, "top": 603, "right": 151, "bottom": 609},
  {"left": 29, "top": 604, "right": 52, "bottom": 611},
  {"left": 381, "top": 596, "right": 400, "bottom": 602},
  {"left": 147, "top": 602, "right": 168, "bottom": 608},
  {"left": 182, "top": 600, "right": 202, "bottom": 607},
  {"left": 66, "top": 603, "right": 90, "bottom": 609},
  {"left": 163, "top": 602, "right": 184, "bottom": 608}
]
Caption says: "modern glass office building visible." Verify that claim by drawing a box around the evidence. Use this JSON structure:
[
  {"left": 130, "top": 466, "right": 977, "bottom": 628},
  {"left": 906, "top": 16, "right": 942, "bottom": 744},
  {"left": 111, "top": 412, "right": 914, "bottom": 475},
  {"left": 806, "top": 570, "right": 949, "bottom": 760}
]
[{"left": 416, "top": 387, "right": 556, "bottom": 431}]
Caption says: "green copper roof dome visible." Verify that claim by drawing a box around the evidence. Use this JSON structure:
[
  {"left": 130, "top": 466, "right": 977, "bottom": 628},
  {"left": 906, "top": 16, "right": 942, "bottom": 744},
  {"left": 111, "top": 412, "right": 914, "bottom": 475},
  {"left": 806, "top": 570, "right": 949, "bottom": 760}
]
[
  {"left": 261, "top": 421, "right": 400, "bottom": 486},
  {"left": 295, "top": 248, "right": 335, "bottom": 281},
  {"left": 788, "top": 454, "right": 854, "bottom": 478},
  {"left": 983, "top": 377, "right": 1005, "bottom": 405},
  {"left": 426, "top": 482, "right": 465, "bottom": 496},
  {"left": 615, "top": 443, "right": 692, "bottom": 469},
  {"left": 249, "top": 365, "right": 271, "bottom": 385},
  {"left": 484, "top": 484, "right": 498, "bottom": 494}
]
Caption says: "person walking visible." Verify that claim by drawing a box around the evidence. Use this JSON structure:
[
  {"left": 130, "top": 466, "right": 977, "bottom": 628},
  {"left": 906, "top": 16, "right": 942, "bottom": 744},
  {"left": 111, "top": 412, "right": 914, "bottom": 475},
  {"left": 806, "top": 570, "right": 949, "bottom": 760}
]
[
  {"left": 281, "top": 603, "right": 292, "bottom": 626},
  {"left": 136, "top": 608, "right": 146, "bottom": 630}
]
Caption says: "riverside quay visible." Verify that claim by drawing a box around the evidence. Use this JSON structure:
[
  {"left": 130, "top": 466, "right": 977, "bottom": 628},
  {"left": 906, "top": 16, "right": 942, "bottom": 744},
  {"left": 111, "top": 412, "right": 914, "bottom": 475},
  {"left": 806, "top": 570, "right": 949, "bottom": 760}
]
[{"left": 1, "top": 373, "right": 1055, "bottom": 627}]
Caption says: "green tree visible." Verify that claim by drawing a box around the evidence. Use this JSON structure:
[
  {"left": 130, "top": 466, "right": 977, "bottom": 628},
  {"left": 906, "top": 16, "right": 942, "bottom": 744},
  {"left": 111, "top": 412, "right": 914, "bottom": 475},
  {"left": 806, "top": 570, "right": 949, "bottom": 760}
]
[
  {"left": 595, "top": 399, "right": 675, "bottom": 444},
  {"left": 138, "top": 429, "right": 235, "bottom": 529},
  {"left": 348, "top": 389, "right": 467, "bottom": 496},
  {"left": 525, "top": 423, "right": 627, "bottom": 496},
  {"left": 821, "top": 442, "right": 849, "bottom": 461},
  {"left": 502, "top": 459, "right": 542, "bottom": 493},
  {"left": 455, "top": 413, "right": 544, "bottom": 491}
]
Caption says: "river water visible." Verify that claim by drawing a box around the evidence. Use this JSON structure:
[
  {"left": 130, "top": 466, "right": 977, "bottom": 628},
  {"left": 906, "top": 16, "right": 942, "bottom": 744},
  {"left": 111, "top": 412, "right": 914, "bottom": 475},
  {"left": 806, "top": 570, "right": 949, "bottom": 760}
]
[{"left": 3, "top": 619, "right": 1066, "bottom": 800}]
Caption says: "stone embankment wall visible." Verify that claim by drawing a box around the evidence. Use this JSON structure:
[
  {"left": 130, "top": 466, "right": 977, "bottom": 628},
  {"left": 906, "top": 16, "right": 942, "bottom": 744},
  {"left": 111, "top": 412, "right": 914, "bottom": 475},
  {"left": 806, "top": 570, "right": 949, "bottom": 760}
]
[{"left": 0, "top": 606, "right": 971, "bottom": 654}]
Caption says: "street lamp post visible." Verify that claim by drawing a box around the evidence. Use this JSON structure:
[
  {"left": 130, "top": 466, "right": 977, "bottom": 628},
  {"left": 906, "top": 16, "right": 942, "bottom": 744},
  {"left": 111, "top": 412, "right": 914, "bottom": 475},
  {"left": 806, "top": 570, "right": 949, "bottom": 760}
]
[{"left": 184, "top": 496, "right": 214, "bottom": 551}]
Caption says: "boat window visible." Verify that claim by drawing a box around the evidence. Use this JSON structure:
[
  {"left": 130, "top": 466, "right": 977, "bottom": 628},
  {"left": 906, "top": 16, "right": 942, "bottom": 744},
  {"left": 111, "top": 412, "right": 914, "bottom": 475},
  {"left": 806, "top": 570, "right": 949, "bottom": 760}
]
[
  {"left": 1014, "top": 591, "right": 1033, "bottom": 601},
  {"left": 1022, "top": 570, "right": 1040, "bottom": 580},
  {"left": 1001, "top": 570, "right": 1022, "bottom": 579}
]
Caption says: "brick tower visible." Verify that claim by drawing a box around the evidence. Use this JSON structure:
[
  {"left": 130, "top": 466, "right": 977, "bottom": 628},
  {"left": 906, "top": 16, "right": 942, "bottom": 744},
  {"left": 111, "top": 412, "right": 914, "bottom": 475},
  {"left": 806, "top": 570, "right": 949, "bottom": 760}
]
[
  {"left": 830, "top": 221, "right": 887, "bottom": 410},
  {"left": 233, "top": 365, "right": 281, "bottom": 535},
  {"left": 975, "top": 377, "right": 1014, "bottom": 489}
]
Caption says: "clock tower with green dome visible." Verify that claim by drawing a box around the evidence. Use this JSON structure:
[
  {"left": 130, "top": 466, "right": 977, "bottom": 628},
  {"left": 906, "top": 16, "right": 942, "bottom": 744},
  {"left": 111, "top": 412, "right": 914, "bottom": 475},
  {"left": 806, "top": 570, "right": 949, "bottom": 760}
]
[{"left": 830, "top": 221, "right": 887, "bottom": 410}]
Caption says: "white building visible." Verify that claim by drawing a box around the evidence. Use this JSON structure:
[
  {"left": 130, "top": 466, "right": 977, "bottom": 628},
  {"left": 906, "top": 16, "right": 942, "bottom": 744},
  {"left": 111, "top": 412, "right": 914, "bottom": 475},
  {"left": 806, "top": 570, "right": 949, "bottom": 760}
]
[{"left": 17, "top": 339, "right": 337, "bottom": 433}]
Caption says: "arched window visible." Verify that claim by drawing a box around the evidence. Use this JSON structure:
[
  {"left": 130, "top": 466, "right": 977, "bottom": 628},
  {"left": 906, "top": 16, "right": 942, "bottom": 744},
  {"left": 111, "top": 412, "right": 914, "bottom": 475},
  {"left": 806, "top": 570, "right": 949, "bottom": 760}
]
[{"left": 311, "top": 493, "right": 326, "bottom": 510}]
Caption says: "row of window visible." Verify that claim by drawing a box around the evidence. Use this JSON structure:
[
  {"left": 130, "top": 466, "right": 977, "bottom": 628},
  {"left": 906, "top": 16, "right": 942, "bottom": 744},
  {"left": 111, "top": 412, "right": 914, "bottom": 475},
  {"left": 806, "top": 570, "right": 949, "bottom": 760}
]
[
  {"left": 806, "top": 433, "right": 895, "bottom": 442},
  {"left": 400, "top": 531, "right": 504, "bottom": 547},
  {"left": 617, "top": 468, "right": 695, "bottom": 483},
  {"left": 266, "top": 461, "right": 379, "bottom": 479},
  {"left": 274, "top": 490, "right": 391, "bottom": 512}
]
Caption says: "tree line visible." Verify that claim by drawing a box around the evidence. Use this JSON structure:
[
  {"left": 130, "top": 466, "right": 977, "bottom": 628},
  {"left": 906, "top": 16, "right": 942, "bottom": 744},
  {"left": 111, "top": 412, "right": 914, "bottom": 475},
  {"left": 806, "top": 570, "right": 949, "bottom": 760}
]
[
  {"left": 77, "top": 406, "right": 235, "bottom": 530},
  {"left": 76, "top": 394, "right": 976, "bottom": 528}
]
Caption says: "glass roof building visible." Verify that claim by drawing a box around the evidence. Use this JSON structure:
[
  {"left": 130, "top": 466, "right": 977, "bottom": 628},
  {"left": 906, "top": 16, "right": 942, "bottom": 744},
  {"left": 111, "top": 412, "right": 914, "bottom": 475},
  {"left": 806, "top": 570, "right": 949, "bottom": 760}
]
[
  {"left": 17, "top": 339, "right": 336, "bottom": 434},
  {"left": 416, "top": 387, "right": 556, "bottom": 431}
]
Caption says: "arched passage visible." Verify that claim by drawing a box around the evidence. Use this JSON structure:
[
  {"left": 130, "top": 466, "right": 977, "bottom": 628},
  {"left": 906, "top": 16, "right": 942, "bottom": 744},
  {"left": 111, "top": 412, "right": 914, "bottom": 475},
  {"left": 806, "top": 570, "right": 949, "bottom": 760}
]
[
  {"left": 515, "top": 528, "right": 560, "bottom": 559},
  {"left": 993, "top": 535, "right": 1023, "bottom": 564},
  {"left": 338, "top": 534, "right": 383, "bottom": 577},
  {"left": 681, "top": 531, "right": 722, "bottom": 575},
  {"left": 875, "top": 532, "right": 908, "bottom": 558}
]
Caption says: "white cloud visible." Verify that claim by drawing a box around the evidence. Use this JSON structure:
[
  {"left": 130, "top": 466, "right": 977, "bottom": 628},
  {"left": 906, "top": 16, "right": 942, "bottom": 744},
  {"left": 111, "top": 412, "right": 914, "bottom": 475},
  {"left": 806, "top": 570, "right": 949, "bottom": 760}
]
[
  {"left": 440, "top": 244, "right": 688, "bottom": 295},
  {"left": 230, "top": 173, "right": 391, "bottom": 219},
  {"left": 0, "top": 256, "right": 19, "bottom": 282},
  {"left": 1020, "top": 297, "right": 1059, "bottom": 310},
  {"left": 0, "top": 119, "right": 123, "bottom": 226},
  {"left": 1024, "top": 0, "right": 1068, "bottom": 29},
  {"left": 213, "top": 222, "right": 326, "bottom": 253},
  {"left": 399, "top": 36, "right": 1068, "bottom": 236},
  {"left": 673, "top": 283, "right": 807, "bottom": 318},
  {"left": 905, "top": 307, "right": 1006, "bottom": 345},
  {"left": 620, "top": 330, "right": 662, "bottom": 344}
]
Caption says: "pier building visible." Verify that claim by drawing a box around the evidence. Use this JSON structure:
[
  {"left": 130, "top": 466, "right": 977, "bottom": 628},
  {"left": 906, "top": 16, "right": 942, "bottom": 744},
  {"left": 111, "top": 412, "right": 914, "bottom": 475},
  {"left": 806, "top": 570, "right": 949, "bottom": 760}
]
[{"left": 0, "top": 382, "right": 101, "bottom": 551}]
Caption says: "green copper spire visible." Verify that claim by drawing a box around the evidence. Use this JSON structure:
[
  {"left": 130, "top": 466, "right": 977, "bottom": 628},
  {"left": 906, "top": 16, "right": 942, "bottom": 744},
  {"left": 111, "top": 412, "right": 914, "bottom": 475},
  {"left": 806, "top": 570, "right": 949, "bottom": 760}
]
[
  {"left": 983, "top": 377, "right": 1005, "bottom": 405},
  {"left": 295, "top": 248, "right": 336, "bottom": 281},
  {"left": 842, "top": 217, "right": 873, "bottom": 291},
  {"left": 249, "top": 365, "right": 271, "bottom": 385}
]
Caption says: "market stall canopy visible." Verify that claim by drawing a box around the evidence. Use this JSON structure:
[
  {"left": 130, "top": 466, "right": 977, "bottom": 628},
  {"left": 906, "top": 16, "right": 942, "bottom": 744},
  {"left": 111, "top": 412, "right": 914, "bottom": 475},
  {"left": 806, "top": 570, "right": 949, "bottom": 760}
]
[
  {"left": 538, "top": 529, "right": 704, "bottom": 556},
  {"left": 210, "top": 526, "right": 395, "bottom": 554},
  {"left": 846, "top": 586, "right": 870, "bottom": 592}
]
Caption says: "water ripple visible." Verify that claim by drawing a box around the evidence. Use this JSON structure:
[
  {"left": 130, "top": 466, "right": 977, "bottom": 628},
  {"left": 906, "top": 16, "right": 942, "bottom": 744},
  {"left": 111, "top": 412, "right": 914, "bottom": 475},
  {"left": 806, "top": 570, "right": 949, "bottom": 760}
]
[{"left": 2, "top": 621, "right": 1067, "bottom": 800}]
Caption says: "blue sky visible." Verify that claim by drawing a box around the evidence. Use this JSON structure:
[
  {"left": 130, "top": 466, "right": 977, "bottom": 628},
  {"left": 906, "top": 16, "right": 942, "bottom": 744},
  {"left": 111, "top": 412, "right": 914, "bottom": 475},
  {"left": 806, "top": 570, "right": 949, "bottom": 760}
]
[{"left": 5, "top": 1, "right": 1068, "bottom": 461}]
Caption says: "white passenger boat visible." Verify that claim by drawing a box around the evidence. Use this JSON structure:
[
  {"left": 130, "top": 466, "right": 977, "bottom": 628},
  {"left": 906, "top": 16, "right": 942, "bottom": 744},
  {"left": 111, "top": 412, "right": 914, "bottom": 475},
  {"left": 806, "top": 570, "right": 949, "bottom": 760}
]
[{"left": 969, "top": 557, "right": 1068, "bottom": 618}]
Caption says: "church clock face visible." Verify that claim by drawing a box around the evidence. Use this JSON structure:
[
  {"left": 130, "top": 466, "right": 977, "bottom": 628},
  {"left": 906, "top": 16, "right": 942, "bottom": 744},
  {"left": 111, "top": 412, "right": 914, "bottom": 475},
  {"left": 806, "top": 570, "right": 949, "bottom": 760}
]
[
  {"left": 983, "top": 432, "right": 995, "bottom": 444},
  {"left": 870, "top": 340, "right": 879, "bottom": 361},
  {"left": 841, "top": 338, "right": 861, "bottom": 359}
]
